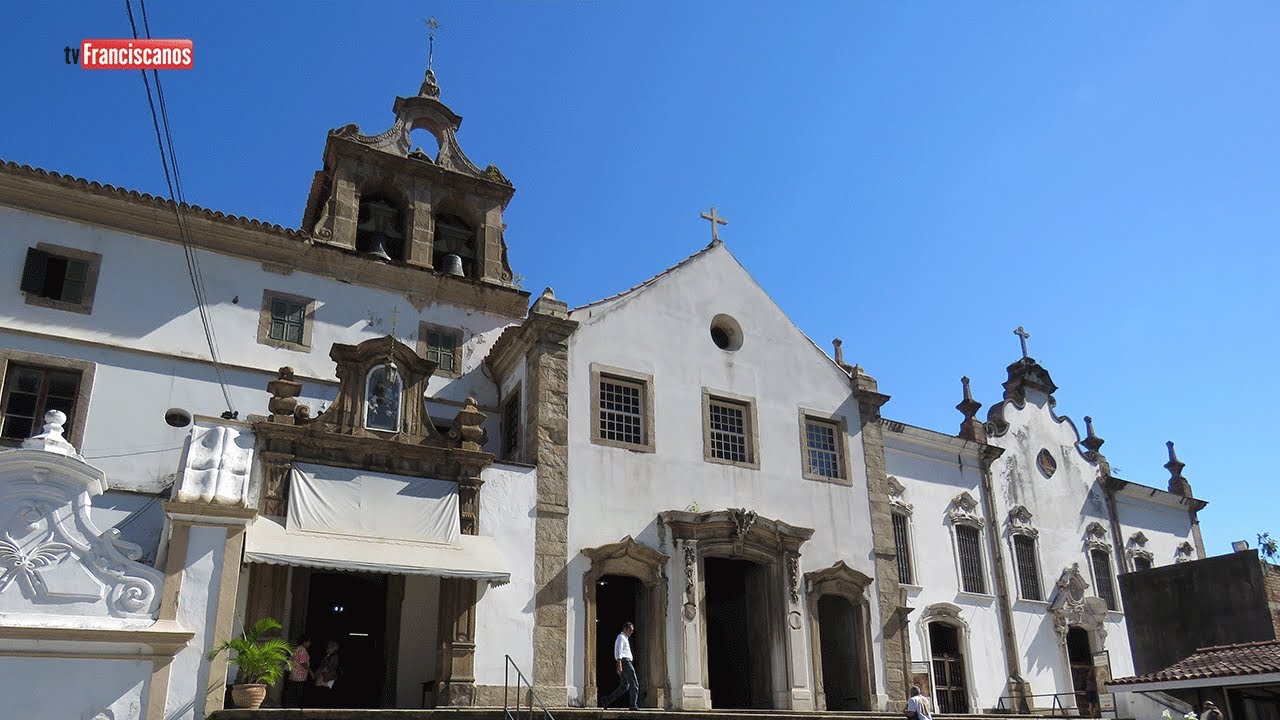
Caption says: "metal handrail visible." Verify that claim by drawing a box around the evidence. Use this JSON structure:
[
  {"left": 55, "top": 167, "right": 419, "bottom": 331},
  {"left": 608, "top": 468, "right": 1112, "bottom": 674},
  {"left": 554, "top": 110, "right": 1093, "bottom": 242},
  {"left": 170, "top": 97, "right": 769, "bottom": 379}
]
[
  {"left": 995, "top": 691, "right": 1075, "bottom": 716},
  {"left": 504, "top": 654, "right": 556, "bottom": 720}
]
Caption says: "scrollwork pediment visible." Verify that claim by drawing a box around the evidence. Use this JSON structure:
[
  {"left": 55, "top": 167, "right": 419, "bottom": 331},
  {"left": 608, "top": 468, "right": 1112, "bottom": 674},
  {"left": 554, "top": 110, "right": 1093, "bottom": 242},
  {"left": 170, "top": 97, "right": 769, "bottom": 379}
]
[
  {"left": 948, "top": 491, "right": 983, "bottom": 528},
  {"left": 582, "top": 535, "right": 668, "bottom": 587},
  {"left": 1007, "top": 505, "right": 1038, "bottom": 537},
  {"left": 1084, "top": 521, "right": 1110, "bottom": 552},
  {"left": 805, "top": 560, "right": 873, "bottom": 601}
]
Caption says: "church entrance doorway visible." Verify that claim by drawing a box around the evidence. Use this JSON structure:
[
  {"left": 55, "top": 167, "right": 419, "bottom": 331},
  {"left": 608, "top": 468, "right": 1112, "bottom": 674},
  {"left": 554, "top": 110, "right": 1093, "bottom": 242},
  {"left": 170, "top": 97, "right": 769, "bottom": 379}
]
[
  {"left": 817, "top": 594, "right": 864, "bottom": 710},
  {"left": 704, "top": 557, "right": 775, "bottom": 710},
  {"left": 303, "top": 571, "right": 390, "bottom": 709},
  {"left": 929, "top": 622, "right": 969, "bottom": 714},
  {"left": 595, "top": 574, "right": 644, "bottom": 706},
  {"left": 1067, "top": 626, "right": 1100, "bottom": 717}
]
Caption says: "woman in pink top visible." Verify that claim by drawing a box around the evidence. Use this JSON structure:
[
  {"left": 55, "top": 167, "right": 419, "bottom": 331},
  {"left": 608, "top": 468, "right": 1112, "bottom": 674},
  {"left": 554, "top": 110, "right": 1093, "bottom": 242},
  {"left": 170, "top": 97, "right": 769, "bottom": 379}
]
[{"left": 282, "top": 636, "right": 311, "bottom": 708}]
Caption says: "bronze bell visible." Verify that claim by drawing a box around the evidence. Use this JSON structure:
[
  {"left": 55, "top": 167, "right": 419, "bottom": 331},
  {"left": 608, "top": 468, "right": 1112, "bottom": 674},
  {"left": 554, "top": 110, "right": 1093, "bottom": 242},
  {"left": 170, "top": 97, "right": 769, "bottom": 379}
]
[{"left": 441, "top": 253, "right": 466, "bottom": 277}]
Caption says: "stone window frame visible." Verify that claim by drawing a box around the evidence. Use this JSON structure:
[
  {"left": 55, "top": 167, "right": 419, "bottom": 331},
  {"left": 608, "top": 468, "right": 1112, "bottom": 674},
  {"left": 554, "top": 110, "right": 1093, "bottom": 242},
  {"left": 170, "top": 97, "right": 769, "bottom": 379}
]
[
  {"left": 700, "top": 387, "right": 760, "bottom": 470},
  {"left": 256, "top": 289, "right": 317, "bottom": 352},
  {"left": 0, "top": 349, "right": 95, "bottom": 450},
  {"left": 418, "top": 322, "right": 464, "bottom": 379},
  {"left": 1084, "top": 522, "right": 1121, "bottom": 612},
  {"left": 1174, "top": 541, "right": 1196, "bottom": 564},
  {"left": 887, "top": 476, "right": 918, "bottom": 588},
  {"left": 1126, "top": 531, "right": 1155, "bottom": 573},
  {"left": 1006, "top": 505, "right": 1045, "bottom": 603},
  {"left": 797, "top": 408, "right": 852, "bottom": 486},
  {"left": 500, "top": 382, "right": 522, "bottom": 463},
  {"left": 947, "top": 492, "right": 990, "bottom": 596},
  {"left": 590, "top": 364, "right": 655, "bottom": 453},
  {"left": 21, "top": 242, "right": 103, "bottom": 315}
]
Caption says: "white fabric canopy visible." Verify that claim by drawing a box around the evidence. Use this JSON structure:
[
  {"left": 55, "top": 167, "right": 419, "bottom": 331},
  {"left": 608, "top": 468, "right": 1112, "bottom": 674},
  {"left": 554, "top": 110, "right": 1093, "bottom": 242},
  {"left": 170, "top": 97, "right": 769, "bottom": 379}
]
[
  {"left": 244, "top": 515, "right": 510, "bottom": 584},
  {"left": 288, "top": 462, "right": 460, "bottom": 546}
]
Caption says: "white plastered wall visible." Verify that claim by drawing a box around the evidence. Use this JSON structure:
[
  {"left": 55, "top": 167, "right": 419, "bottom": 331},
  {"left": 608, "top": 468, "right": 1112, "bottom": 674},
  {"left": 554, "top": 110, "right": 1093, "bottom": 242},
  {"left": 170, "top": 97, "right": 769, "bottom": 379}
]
[
  {"left": 0, "top": 656, "right": 150, "bottom": 720},
  {"left": 564, "top": 244, "right": 880, "bottom": 710},
  {"left": 474, "top": 463, "right": 538, "bottom": 689}
]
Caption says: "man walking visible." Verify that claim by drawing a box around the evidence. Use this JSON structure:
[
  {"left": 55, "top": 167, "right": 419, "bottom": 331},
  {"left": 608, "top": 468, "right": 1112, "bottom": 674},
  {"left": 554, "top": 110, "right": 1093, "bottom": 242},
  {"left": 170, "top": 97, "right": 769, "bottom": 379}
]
[{"left": 600, "top": 621, "right": 640, "bottom": 710}]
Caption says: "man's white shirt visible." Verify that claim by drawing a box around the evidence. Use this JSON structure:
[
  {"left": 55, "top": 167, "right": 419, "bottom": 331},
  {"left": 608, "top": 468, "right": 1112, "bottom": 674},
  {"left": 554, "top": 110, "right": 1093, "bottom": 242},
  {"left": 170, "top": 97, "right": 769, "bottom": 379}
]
[
  {"left": 907, "top": 695, "right": 932, "bottom": 720},
  {"left": 614, "top": 631, "right": 633, "bottom": 661}
]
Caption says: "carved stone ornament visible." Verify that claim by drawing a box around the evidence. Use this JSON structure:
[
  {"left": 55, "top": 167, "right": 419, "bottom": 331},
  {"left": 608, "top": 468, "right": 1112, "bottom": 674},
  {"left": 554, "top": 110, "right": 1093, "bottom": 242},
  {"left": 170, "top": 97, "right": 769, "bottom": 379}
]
[
  {"left": 1007, "top": 505, "right": 1038, "bottom": 538},
  {"left": 448, "top": 396, "right": 488, "bottom": 452},
  {"left": 729, "top": 507, "right": 758, "bottom": 540},
  {"left": 947, "top": 491, "right": 984, "bottom": 528},
  {"left": 887, "top": 475, "right": 913, "bottom": 515},
  {"left": 1037, "top": 448, "right": 1058, "bottom": 478},
  {"left": 267, "top": 366, "right": 304, "bottom": 423},
  {"left": 1126, "top": 531, "right": 1154, "bottom": 564},
  {"left": 787, "top": 553, "right": 800, "bottom": 605},
  {"left": 174, "top": 423, "right": 254, "bottom": 506},
  {"left": 1084, "top": 522, "right": 1111, "bottom": 552},
  {"left": 0, "top": 412, "right": 163, "bottom": 618},
  {"left": 1175, "top": 541, "right": 1196, "bottom": 563},
  {"left": 1048, "top": 563, "right": 1108, "bottom": 642},
  {"left": 683, "top": 543, "right": 697, "bottom": 621}
]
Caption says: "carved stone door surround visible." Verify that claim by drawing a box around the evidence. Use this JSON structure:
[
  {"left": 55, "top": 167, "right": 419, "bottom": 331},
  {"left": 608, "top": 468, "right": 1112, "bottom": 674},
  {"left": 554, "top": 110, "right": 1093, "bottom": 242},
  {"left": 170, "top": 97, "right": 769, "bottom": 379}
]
[{"left": 805, "top": 561, "right": 876, "bottom": 710}]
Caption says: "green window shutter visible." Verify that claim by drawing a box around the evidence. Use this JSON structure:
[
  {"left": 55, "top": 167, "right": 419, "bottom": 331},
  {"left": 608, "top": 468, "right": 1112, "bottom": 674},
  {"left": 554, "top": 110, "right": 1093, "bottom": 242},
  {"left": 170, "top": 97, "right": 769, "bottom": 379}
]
[{"left": 20, "top": 248, "right": 50, "bottom": 295}]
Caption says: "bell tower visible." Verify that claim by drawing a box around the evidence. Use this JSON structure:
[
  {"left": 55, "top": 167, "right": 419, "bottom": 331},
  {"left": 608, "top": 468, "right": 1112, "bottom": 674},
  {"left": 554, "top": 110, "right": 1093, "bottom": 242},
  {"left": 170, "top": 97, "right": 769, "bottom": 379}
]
[{"left": 301, "top": 59, "right": 519, "bottom": 292}]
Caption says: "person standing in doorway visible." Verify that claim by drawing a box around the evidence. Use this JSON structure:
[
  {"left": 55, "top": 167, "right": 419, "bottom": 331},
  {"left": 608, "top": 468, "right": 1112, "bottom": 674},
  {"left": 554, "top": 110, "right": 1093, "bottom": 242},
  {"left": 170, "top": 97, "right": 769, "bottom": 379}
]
[
  {"left": 906, "top": 685, "right": 933, "bottom": 720},
  {"left": 600, "top": 621, "right": 640, "bottom": 710},
  {"left": 282, "top": 635, "right": 311, "bottom": 707},
  {"left": 310, "top": 640, "right": 341, "bottom": 708}
]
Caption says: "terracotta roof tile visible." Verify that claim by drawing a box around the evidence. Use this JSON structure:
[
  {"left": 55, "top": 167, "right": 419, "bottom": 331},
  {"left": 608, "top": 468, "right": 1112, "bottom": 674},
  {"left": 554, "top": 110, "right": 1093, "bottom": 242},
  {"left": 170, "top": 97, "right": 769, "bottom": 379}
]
[{"left": 1110, "top": 640, "right": 1280, "bottom": 686}]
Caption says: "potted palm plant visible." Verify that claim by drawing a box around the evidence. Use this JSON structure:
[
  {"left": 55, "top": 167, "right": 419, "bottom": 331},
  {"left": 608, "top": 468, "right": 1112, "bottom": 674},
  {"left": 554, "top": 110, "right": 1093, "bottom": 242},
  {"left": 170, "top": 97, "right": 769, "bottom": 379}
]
[{"left": 207, "top": 617, "right": 293, "bottom": 709}]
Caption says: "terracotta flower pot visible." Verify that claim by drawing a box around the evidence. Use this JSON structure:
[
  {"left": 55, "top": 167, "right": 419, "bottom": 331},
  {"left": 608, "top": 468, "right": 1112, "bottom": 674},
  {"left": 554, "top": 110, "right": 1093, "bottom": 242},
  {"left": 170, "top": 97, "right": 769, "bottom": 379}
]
[{"left": 230, "top": 684, "right": 268, "bottom": 709}]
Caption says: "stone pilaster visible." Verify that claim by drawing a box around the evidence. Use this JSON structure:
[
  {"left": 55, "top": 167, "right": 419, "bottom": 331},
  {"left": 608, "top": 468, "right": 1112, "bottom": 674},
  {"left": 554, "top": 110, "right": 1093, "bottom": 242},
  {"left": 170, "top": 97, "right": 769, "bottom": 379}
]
[
  {"left": 851, "top": 369, "right": 908, "bottom": 707},
  {"left": 521, "top": 289, "right": 577, "bottom": 705},
  {"left": 976, "top": 447, "right": 1031, "bottom": 712}
]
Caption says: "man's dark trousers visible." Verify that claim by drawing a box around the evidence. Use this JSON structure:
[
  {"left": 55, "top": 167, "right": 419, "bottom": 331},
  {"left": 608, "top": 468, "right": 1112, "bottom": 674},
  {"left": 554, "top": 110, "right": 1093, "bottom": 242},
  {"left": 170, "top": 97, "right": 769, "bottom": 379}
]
[{"left": 601, "top": 658, "right": 640, "bottom": 709}]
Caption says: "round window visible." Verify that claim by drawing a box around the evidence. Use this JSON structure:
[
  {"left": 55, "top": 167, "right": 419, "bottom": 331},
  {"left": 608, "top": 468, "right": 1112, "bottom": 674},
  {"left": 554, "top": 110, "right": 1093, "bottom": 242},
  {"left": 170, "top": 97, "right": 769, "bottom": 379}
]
[{"left": 709, "top": 314, "right": 744, "bottom": 351}]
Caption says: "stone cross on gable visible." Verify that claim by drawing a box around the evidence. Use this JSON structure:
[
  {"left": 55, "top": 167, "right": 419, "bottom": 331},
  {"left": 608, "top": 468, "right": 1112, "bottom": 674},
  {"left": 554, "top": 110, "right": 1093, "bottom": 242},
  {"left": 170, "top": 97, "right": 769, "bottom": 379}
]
[
  {"left": 700, "top": 206, "right": 728, "bottom": 242},
  {"left": 1014, "top": 326, "right": 1031, "bottom": 359}
]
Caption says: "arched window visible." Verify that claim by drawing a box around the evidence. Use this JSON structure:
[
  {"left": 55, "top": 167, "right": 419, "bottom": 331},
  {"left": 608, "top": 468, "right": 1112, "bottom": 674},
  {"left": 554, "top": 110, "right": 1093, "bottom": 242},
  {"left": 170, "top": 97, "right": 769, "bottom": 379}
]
[
  {"left": 433, "top": 212, "right": 477, "bottom": 277},
  {"left": 356, "top": 194, "right": 407, "bottom": 261},
  {"left": 364, "top": 363, "right": 403, "bottom": 433}
]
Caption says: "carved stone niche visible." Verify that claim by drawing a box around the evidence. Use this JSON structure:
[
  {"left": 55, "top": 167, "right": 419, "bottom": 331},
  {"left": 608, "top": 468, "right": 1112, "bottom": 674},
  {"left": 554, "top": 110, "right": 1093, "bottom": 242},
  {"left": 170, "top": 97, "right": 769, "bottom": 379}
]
[
  {"left": 805, "top": 561, "right": 876, "bottom": 711},
  {"left": 581, "top": 537, "right": 669, "bottom": 709}
]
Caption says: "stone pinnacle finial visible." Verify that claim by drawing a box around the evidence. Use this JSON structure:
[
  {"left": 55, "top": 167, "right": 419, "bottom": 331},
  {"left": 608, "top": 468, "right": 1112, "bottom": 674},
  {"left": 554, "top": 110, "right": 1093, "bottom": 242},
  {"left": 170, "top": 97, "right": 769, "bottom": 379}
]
[
  {"left": 22, "top": 410, "right": 83, "bottom": 459},
  {"left": 1081, "top": 415, "right": 1105, "bottom": 454},
  {"left": 1164, "top": 441, "right": 1193, "bottom": 497},
  {"left": 956, "top": 376, "right": 986, "bottom": 442},
  {"left": 832, "top": 338, "right": 855, "bottom": 373}
]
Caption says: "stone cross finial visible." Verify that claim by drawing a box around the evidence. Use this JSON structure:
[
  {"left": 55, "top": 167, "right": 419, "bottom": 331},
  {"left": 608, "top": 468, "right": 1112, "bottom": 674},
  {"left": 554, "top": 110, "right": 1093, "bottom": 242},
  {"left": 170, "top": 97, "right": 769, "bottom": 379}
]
[
  {"left": 700, "top": 206, "right": 728, "bottom": 242},
  {"left": 1014, "top": 326, "right": 1031, "bottom": 359},
  {"left": 21, "top": 410, "right": 82, "bottom": 459}
]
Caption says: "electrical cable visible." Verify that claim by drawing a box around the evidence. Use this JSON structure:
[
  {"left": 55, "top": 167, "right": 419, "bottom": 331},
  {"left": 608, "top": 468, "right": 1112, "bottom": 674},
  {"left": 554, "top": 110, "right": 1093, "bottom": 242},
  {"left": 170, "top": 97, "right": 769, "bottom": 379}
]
[{"left": 124, "top": 0, "right": 236, "bottom": 415}]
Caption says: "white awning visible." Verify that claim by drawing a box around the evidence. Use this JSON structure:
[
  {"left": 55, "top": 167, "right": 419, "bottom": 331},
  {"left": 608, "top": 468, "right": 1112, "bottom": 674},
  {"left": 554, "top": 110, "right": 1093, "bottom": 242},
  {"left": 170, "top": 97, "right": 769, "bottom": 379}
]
[{"left": 243, "top": 515, "right": 510, "bottom": 585}]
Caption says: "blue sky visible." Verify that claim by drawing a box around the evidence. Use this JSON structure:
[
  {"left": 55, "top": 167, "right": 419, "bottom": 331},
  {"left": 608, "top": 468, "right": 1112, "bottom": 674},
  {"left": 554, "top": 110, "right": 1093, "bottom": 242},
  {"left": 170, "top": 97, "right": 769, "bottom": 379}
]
[{"left": 2, "top": 2, "right": 1276, "bottom": 556}]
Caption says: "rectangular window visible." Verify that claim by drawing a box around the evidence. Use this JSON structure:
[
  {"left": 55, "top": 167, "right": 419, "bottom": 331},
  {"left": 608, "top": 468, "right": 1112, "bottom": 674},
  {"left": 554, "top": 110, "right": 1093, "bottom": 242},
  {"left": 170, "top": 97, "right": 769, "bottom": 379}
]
[
  {"left": 1092, "top": 549, "right": 1117, "bottom": 610},
  {"left": 1, "top": 365, "right": 81, "bottom": 441},
  {"left": 20, "top": 245, "right": 101, "bottom": 313},
  {"left": 269, "top": 297, "right": 306, "bottom": 345},
  {"left": 599, "top": 377, "right": 645, "bottom": 446},
  {"left": 501, "top": 389, "right": 521, "bottom": 461},
  {"left": 955, "top": 524, "right": 986, "bottom": 594},
  {"left": 708, "top": 398, "right": 750, "bottom": 464},
  {"left": 804, "top": 419, "right": 842, "bottom": 479},
  {"left": 1014, "top": 535, "right": 1042, "bottom": 601},
  {"left": 422, "top": 326, "right": 460, "bottom": 375},
  {"left": 892, "top": 512, "right": 913, "bottom": 585},
  {"left": 1132, "top": 556, "right": 1153, "bottom": 573}
]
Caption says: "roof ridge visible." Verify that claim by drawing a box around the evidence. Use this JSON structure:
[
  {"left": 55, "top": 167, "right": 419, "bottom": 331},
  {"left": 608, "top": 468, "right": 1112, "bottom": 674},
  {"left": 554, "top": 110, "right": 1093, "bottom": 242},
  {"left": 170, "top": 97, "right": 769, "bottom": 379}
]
[
  {"left": 571, "top": 239, "right": 721, "bottom": 312},
  {"left": 0, "top": 159, "right": 305, "bottom": 239}
]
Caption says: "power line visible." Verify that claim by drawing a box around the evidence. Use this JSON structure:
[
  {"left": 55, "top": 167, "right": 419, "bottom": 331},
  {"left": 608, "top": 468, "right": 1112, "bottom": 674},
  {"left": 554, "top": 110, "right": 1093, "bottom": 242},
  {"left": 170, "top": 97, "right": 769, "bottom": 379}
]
[{"left": 124, "top": 0, "right": 236, "bottom": 416}]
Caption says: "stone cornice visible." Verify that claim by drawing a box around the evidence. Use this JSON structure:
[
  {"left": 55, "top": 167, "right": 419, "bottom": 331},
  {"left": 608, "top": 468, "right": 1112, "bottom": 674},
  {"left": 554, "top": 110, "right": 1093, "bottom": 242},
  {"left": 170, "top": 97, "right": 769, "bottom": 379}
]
[
  {"left": 1105, "top": 476, "right": 1208, "bottom": 511},
  {"left": 0, "top": 160, "right": 530, "bottom": 318},
  {"left": 0, "top": 620, "right": 193, "bottom": 657}
]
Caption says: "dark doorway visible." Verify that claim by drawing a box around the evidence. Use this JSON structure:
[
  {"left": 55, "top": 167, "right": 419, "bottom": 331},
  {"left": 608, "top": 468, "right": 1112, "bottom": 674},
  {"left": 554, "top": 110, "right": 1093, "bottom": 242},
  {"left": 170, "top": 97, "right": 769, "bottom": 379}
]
[
  {"left": 305, "top": 571, "right": 390, "bottom": 708},
  {"left": 930, "top": 623, "right": 969, "bottom": 714},
  {"left": 595, "top": 574, "right": 645, "bottom": 706},
  {"left": 1067, "top": 626, "right": 1099, "bottom": 717},
  {"left": 704, "top": 557, "right": 774, "bottom": 709},
  {"left": 818, "top": 595, "right": 864, "bottom": 710}
]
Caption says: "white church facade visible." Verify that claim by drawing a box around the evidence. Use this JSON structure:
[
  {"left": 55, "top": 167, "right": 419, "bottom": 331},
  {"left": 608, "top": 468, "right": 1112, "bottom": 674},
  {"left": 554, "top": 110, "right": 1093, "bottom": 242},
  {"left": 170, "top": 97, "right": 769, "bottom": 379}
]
[{"left": 0, "top": 65, "right": 1207, "bottom": 720}]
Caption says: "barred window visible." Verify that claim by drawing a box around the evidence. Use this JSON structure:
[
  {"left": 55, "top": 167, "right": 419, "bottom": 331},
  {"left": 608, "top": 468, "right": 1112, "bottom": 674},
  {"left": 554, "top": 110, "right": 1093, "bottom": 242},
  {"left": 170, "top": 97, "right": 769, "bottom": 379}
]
[
  {"left": 955, "top": 524, "right": 985, "bottom": 594},
  {"left": 501, "top": 389, "right": 520, "bottom": 461},
  {"left": 804, "top": 419, "right": 842, "bottom": 479},
  {"left": 1133, "top": 556, "right": 1153, "bottom": 573},
  {"left": 422, "top": 327, "right": 460, "bottom": 375},
  {"left": 892, "top": 512, "right": 913, "bottom": 585},
  {"left": 1013, "top": 535, "right": 1042, "bottom": 601},
  {"left": 708, "top": 399, "right": 749, "bottom": 463},
  {"left": 1092, "top": 549, "right": 1117, "bottom": 610},
  {"left": 269, "top": 298, "right": 306, "bottom": 345},
  {"left": 599, "top": 378, "right": 645, "bottom": 446}
]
